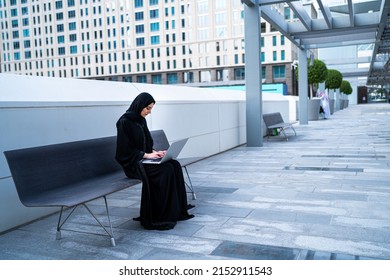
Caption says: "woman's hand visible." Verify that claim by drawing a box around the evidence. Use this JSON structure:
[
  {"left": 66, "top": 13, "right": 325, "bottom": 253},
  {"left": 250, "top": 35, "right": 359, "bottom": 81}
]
[{"left": 144, "top": 150, "right": 166, "bottom": 159}]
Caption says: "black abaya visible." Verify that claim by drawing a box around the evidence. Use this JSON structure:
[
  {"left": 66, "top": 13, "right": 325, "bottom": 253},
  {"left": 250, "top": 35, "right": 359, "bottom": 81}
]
[{"left": 115, "top": 92, "right": 193, "bottom": 230}]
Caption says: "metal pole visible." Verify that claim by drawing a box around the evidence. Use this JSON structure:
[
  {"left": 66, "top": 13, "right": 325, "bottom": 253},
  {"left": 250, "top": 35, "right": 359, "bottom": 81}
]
[
  {"left": 244, "top": 1, "right": 263, "bottom": 147},
  {"left": 298, "top": 48, "right": 309, "bottom": 125}
]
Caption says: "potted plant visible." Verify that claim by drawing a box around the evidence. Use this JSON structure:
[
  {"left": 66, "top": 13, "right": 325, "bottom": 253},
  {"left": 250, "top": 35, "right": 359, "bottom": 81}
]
[
  {"left": 295, "top": 58, "right": 328, "bottom": 120},
  {"left": 340, "top": 80, "right": 353, "bottom": 108},
  {"left": 307, "top": 59, "right": 328, "bottom": 120},
  {"left": 325, "top": 69, "right": 343, "bottom": 112}
]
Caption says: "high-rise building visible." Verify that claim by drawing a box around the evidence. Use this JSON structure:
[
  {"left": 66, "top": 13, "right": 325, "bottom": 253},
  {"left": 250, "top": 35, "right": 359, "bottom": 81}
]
[{"left": 0, "top": 0, "right": 298, "bottom": 94}]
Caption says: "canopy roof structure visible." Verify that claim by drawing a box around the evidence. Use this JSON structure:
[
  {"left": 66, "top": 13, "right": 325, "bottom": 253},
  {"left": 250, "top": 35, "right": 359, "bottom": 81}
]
[{"left": 242, "top": 0, "right": 390, "bottom": 85}]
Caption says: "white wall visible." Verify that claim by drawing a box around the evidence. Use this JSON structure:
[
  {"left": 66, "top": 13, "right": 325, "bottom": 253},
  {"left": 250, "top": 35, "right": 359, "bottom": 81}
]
[
  {"left": 0, "top": 74, "right": 295, "bottom": 233},
  {"left": 0, "top": 74, "right": 246, "bottom": 233}
]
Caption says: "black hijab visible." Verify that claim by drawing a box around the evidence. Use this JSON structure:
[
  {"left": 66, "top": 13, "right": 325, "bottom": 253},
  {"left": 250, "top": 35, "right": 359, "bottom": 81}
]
[
  {"left": 119, "top": 92, "right": 156, "bottom": 125},
  {"left": 128, "top": 92, "right": 155, "bottom": 115}
]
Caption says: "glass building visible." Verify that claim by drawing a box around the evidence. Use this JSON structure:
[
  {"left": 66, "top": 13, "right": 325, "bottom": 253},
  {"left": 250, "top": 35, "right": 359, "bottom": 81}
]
[{"left": 0, "top": 0, "right": 297, "bottom": 93}]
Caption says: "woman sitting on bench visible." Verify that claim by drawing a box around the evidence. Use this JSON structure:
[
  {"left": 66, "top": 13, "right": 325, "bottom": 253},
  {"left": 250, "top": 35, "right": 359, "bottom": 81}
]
[{"left": 115, "top": 92, "right": 194, "bottom": 230}]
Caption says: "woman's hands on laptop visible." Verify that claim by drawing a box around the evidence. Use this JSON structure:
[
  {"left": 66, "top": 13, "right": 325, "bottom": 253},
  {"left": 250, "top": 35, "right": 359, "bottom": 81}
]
[{"left": 144, "top": 150, "right": 167, "bottom": 159}]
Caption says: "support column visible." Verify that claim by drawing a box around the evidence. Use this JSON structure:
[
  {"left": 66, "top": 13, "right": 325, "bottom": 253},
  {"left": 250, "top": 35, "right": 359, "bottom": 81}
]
[
  {"left": 298, "top": 48, "right": 309, "bottom": 125},
  {"left": 244, "top": 1, "right": 263, "bottom": 147}
]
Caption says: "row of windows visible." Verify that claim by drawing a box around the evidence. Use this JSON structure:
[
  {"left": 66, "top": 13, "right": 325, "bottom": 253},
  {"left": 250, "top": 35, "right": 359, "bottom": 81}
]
[
  {"left": 2, "top": 63, "right": 286, "bottom": 82},
  {"left": 4, "top": 37, "right": 286, "bottom": 64}
]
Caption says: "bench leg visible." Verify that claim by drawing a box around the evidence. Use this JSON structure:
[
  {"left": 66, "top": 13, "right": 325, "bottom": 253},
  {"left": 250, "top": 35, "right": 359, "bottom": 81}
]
[
  {"left": 56, "top": 206, "right": 78, "bottom": 240},
  {"left": 280, "top": 128, "right": 289, "bottom": 141},
  {"left": 83, "top": 196, "right": 116, "bottom": 247},
  {"left": 55, "top": 198, "right": 116, "bottom": 247},
  {"left": 291, "top": 126, "right": 297, "bottom": 136},
  {"left": 183, "top": 166, "right": 196, "bottom": 200}
]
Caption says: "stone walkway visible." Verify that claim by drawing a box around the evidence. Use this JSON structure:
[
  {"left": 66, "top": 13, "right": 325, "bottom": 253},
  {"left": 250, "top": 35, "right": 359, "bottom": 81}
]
[{"left": 0, "top": 103, "right": 389, "bottom": 260}]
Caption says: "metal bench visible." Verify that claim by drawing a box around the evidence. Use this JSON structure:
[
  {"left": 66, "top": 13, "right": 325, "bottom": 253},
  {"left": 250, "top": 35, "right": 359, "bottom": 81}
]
[
  {"left": 3, "top": 136, "right": 141, "bottom": 247},
  {"left": 263, "top": 112, "right": 297, "bottom": 141},
  {"left": 150, "top": 129, "right": 202, "bottom": 200}
]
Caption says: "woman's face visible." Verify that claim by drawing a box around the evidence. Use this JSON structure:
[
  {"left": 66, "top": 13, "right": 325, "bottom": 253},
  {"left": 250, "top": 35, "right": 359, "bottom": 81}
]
[{"left": 140, "top": 102, "right": 154, "bottom": 118}]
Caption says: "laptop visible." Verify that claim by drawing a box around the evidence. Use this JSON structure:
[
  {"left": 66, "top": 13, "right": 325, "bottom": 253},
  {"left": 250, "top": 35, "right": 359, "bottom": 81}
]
[{"left": 142, "top": 138, "right": 188, "bottom": 164}]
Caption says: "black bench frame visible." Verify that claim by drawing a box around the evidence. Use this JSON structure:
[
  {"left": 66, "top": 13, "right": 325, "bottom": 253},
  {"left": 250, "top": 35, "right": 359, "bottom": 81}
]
[
  {"left": 263, "top": 112, "right": 297, "bottom": 141},
  {"left": 150, "top": 129, "right": 202, "bottom": 200},
  {"left": 4, "top": 136, "right": 141, "bottom": 247}
]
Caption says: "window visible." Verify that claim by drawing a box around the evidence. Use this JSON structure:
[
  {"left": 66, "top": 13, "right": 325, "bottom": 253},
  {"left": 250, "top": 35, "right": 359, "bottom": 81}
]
[
  {"left": 11, "top": 9, "right": 18, "bottom": 17},
  {"left": 151, "top": 35, "right": 160, "bottom": 45},
  {"left": 14, "top": 52, "right": 21, "bottom": 60},
  {"left": 152, "top": 74, "right": 162, "bottom": 84},
  {"left": 261, "top": 22, "right": 266, "bottom": 33},
  {"left": 150, "top": 0, "right": 158, "bottom": 5},
  {"left": 262, "top": 66, "right": 266, "bottom": 79},
  {"left": 281, "top": 50, "right": 285, "bottom": 61},
  {"left": 273, "top": 65, "right": 285, "bottom": 78},
  {"left": 56, "top": 12, "right": 63, "bottom": 20},
  {"left": 58, "top": 47, "right": 66, "bottom": 55},
  {"left": 21, "top": 7, "right": 28, "bottom": 15},
  {"left": 137, "top": 75, "right": 147, "bottom": 83},
  {"left": 135, "top": 12, "right": 144, "bottom": 21},
  {"left": 150, "top": 10, "right": 159, "bottom": 19},
  {"left": 150, "top": 22, "right": 159, "bottom": 31},
  {"left": 69, "top": 34, "right": 77, "bottom": 42},
  {"left": 135, "top": 0, "right": 143, "bottom": 8},
  {"left": 261, "top": 52, "right": 265, "bottom": 62},
  {"left": 167, "top": 73, "right": 178, "bottom": 84},
  {"left": 57, "top": 24, "right": 64, "bottom": 32},
  {"left": 135, "top": 25, "right": 144, "bottom": 33},
  {"left": 22, "top": 18, "right": 29, "bottom": 26},
  {"left": 58, "top": 35, "right": 65, "bottom": 43},
  {"left": 55, "top": 1, "right": 63, "bottom": 9},
  {"left": 70, "top": 46, "right": 77, "bottom": 54},
  {"left": 68, "top": 10, "right": 76, "bottom": 18},
  {"left": 67, "top": 0, "right": 75, "bottom": 7},
  {"left": 234, "top": 68, "right": 245, "bottom": 80},
  {"left": 273, "top": 51, "right": 277, "bottom": 61},
  {"left": 281, "top": 35, "right": 285, "bottom": 46},
  {"left": 284, "top": 7, "right": 291, "bottom": 20},
  {"left": 13, "top": 42, "right": 20, "bottom": 49},
  {"left": 69, "top": 22, "right": 76, "bottom": 30},
  {"left": 136, "top": 37, "right": 145, "bottom": 46},
  {"left": 25, "top": 51, "right": 31, "bottom": 59},
  {"left": 272, "top": 36, "right": 277, "bottom": 46}
]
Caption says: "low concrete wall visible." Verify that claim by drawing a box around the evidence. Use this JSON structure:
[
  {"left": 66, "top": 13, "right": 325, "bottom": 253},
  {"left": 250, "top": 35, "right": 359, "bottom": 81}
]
[{"left": 0, "top": 74, "right": 295, "bottom": 233}]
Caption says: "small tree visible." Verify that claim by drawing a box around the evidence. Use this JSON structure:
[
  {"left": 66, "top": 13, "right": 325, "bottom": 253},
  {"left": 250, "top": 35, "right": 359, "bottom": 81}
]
[
  {"left": 296, "top": 58, "right": 328, "bottom": 98},
  {"left": 340, "top": 80, "right": 352, "bottom": 95},
  {"left": 308, "top": 59, "right": 328, "bottom": 98},
  {"left": 325, "top": 69, "right": 343, "bottom": 91}
]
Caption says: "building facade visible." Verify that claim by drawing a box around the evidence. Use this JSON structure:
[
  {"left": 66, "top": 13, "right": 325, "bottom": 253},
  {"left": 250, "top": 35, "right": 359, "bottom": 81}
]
[{"left": 0, "top": 0, "right": 299, "bottom": 94}]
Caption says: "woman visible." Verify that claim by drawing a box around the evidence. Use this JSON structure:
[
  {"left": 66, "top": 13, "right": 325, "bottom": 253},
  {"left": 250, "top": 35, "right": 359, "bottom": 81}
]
[
  {"left": 318, "top": 91, "right": 330, "bottom": 119},
  {"left": 115, "top": 92, "right": 194, "bottom": 230}
]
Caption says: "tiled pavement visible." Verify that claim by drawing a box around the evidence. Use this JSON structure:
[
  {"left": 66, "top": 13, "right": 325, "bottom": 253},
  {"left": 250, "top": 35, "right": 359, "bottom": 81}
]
[{"left": 0, "top": 103, "right": 389, "bottom": 260}]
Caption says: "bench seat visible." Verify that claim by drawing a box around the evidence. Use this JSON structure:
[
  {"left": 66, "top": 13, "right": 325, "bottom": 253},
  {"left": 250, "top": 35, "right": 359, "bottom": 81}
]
[
  {"left": 20, "top": 172, "right": 139, "bottom": 208},
  {"left": 263, "top": 112, "right": 297, "bottom": 141},
  {"left": 4, "top": 136, "right": 141, "bottom": 246}
]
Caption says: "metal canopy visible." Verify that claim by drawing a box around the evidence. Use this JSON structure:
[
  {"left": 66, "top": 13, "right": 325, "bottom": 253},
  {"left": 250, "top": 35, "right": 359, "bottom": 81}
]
[{"left": 242, "top": 0, "right": 390, "bottom": 86}]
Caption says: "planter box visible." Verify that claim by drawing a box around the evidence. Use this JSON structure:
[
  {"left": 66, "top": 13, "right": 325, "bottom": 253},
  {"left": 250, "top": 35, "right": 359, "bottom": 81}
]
[
  {"left": 329, "top": 99, "right": 335, "bottom": 115},
  {"left": 308, "top": 98, "right": 321, "bottom": 121}
]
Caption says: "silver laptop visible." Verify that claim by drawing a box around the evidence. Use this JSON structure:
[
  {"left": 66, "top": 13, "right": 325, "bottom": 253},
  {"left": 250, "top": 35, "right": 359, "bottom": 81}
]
[{"left": 142, "top": 138, "right": 188, "bottom": 164}]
